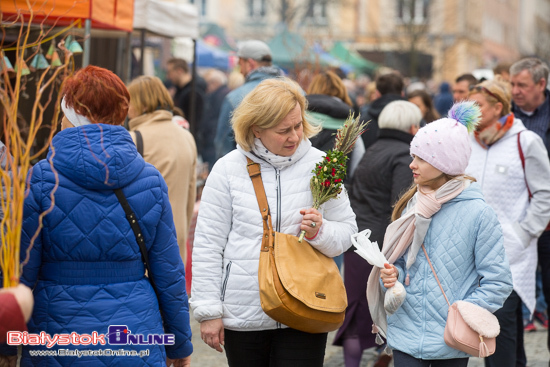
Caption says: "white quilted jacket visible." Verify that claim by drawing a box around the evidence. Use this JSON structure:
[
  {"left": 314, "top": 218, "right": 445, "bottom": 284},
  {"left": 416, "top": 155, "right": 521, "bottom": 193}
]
[
  {"left": 466, "top": 119, "right": 550, "bottom": 314},
  {"left": 190, "top": 142, "right": 357, "bottom": 331}
]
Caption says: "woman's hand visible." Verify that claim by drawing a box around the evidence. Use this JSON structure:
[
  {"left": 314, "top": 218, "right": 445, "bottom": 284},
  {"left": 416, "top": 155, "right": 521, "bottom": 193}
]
[
  {"left": 200, "top": 318, "right": 224, "bottom": 353},
  {"left": 166, "top": 356, "right": 191, "bottom": 367},
  {"left": 300, "top": 208, "right": 323, "bottom": 239},
  {"left": 380, "top": 263, "right": 399, "bottom": 288}
]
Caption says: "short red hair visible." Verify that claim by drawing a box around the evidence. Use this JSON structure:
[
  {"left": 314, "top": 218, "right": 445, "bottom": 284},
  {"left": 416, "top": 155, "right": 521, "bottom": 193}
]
[{"left": 62, "top": 65, "right": 129, "bottom": 125}]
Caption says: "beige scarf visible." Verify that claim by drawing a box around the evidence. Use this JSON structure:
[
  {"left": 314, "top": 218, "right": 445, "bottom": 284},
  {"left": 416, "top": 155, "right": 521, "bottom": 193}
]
[{"left": 367, "top": 177, "right": 471, "bottom": 340}]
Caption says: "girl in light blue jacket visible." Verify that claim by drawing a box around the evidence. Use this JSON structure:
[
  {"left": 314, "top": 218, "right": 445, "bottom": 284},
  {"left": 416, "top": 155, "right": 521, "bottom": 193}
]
[{"left": 370, "top": 102, "right": 513, "bottom": 366}]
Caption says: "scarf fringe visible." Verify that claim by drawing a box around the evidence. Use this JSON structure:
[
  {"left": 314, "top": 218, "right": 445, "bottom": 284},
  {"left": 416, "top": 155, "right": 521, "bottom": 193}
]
[{"left": 375, "top": 332, "right": 384, "bottom": 345}]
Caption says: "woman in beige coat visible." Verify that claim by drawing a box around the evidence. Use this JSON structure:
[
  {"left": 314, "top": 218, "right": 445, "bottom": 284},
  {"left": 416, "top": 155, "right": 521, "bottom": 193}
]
[{"left": 127, "top": 76, "right": 197, "bottom": 265}]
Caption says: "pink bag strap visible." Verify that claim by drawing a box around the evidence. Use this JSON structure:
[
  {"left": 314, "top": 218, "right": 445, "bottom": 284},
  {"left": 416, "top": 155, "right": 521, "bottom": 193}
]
[{"left": 422, "top": 244, "right": 450, "bottom": 307}]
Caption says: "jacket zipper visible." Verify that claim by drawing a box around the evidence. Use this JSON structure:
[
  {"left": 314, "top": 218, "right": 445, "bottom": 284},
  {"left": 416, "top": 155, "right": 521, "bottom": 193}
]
[
  {"left": 275, "top": 169, "right": 282, "bottom": 232},
  {"left": 275, "top": 168, "right": 282, "bottom": 329},
  {"left": 221, "top": 261, "right": 232, "bottom": 301}
]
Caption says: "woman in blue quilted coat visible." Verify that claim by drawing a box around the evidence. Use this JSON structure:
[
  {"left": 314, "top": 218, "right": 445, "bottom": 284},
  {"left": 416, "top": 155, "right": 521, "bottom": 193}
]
[
  {"left": 371, "top": 102, "right": 513, "bottom": 366},
  {"left": 0, "top": 66, "right": 192, "bottom": 366}
]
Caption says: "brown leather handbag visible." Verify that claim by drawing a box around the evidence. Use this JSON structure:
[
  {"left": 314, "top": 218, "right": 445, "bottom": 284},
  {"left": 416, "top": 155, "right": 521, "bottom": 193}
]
[{"left": 247, "top": 158, "right": 347, "bottom": 334}]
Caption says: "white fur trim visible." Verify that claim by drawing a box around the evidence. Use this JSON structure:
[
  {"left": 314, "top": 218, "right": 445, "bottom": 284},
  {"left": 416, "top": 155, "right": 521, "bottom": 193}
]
[{"left": 455, "top": 301, "right": 500, "bottom": 338}]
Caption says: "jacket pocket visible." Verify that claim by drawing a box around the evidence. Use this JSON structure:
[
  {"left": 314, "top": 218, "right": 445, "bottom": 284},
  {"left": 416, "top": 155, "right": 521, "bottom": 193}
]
[{"left": 221, "top": 261, "right": 232, "bottom": 302}]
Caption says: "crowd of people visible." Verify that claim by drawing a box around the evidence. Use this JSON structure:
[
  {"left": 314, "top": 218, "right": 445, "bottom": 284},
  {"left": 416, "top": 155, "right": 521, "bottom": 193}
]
[{"left": 0, "top": 37, "right": 549, "bottom": 367}]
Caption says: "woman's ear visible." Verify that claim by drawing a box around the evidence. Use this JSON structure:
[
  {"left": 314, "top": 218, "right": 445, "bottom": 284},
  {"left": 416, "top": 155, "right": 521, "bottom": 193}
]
[
  {"left": 494, "top": 102, "right": 504, "bottom": 117},
  {"left": 252, "top": 126, "right": 261, "bottom": 138}
]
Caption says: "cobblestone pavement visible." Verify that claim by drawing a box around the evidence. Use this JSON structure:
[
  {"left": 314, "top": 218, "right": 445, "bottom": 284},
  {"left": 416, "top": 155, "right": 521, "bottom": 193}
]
[{"left": 190, "top": 313, "right": 549, "bottom": 366}]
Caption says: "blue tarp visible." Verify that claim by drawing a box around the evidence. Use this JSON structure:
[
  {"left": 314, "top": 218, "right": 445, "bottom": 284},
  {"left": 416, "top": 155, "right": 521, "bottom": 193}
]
[{"left": 196, "top": 40, "right": 229, "bottom": 70}]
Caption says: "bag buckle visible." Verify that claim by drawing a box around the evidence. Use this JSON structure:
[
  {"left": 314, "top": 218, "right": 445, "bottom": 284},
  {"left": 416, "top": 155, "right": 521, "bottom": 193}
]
[{"left": 247, "top": 161, "right": 261, "bottom": 177}]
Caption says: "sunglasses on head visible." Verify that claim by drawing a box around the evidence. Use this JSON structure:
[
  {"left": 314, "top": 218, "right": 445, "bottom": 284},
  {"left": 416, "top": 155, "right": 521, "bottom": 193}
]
[{"left": 469, "top": 85, "right": 501, "bottom": 104}]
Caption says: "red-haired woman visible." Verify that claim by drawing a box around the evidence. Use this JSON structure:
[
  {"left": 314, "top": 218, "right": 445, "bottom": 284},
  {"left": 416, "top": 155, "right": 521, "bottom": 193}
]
[{"left": 0, "top": 66, "right": 192, "bottom": 366}]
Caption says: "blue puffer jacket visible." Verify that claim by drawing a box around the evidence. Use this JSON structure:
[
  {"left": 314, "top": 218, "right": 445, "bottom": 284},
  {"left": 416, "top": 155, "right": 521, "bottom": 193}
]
[
  {"left": 386, "top": 183, "right": 513, "bottom": 359},
  {"left": 1, "top": 124, "right": 192, "bottom": 365}
]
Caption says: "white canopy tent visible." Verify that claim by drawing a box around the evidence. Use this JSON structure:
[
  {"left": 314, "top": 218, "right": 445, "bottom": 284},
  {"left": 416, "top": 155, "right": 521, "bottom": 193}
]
[
  {"left": 133, "top": 0, "right": 199, "bottom": 39},
  {"left": 131, "top": 0, "right": 201, "bottom": 135}
]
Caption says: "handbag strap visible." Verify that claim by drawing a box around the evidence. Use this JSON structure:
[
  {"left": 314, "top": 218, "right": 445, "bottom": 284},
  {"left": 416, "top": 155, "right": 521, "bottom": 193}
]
[
  {"left": 517, "top": 131, "right": 532, "bottom": 200},
  {"left": 114, "top": 188, "right": 158, "bottom": 293},
  {"left": 246, "top": 157, "right": 274, "bottom": 253},
  {"left": 421, "top": 244, "right": 450, "bottom": 307},
  {"left": 134, "top": 130, "right": 144, "bottom": 156}
]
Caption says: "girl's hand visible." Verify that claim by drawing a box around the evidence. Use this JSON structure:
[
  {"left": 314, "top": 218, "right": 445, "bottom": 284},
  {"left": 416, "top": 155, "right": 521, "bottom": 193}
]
[
  {"left": 380, "top": 263, "right": 399, "bottom": 288},
  {"left": 300, "top": 208, "right": 323, "bottom": 239}
]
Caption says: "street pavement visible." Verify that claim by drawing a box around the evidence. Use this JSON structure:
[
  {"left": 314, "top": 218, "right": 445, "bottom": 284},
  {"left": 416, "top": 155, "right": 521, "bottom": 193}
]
[{"left": 189, "top": 312, "right": 549, "bottom": 366}]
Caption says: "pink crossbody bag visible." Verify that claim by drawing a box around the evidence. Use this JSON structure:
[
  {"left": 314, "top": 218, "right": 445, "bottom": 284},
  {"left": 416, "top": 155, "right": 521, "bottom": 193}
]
[{"left": 422, "top": 244, "right": 500, "bottom": 358}]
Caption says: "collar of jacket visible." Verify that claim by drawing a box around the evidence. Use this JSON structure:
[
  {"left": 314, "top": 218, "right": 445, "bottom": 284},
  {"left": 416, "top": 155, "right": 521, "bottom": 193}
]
[
  {"left": 246, "top": 66, "right": 283, "bottom": 82},
  {"left": 128, "top": 110, "right": 173, "bottom": 131},
  {"left": 378, "top": 128, "right": 414, "bottom": 144}
]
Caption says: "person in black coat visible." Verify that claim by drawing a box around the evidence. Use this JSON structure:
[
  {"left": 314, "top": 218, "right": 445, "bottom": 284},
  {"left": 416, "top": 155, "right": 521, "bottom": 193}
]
[
  {"left": 202, "top": 69, "right": 230, "bottom": 170},
  {"left": 166, "top": 58, "right": 207, "bottom": 141},
  {"left": 360, "top": 73, "right": 405, "bottom": 150},
  {"left": 306, "top": 71, "right": 365, "bottom": 187},
  {"left": 334, "top": 100, "right": 422, "bottom": 367}
]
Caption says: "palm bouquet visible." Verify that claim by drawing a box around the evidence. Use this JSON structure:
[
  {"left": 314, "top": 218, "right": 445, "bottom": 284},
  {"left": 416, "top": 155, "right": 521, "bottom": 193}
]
[{"left": 298, "top": 115, "right": 367, "bottom": 242}]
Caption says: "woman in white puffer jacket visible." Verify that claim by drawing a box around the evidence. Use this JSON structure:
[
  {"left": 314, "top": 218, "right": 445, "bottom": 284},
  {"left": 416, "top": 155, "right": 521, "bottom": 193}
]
[{"left": 190, "top": 77, "right": 357, "bottom": 367}]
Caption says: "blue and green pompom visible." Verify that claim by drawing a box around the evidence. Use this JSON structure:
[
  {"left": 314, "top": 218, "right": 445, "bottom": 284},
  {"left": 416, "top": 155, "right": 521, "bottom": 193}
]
[{"left": 447, "top": 101, "right": 481, "bottom": 133}]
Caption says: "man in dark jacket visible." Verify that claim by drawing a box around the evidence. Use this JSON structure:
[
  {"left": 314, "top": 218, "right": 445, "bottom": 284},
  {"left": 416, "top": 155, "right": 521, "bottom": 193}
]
[
  {"left": 166, "top": 58, "right": 207, "bottom": 140},
  {"left": 360, "top": 72, "right": 405, "bottom": 150},
  {"left": 214, "top": 40, "right": 282, "bottom": 160},
  {"left": 202, "top": 69, "right": 230, "bottom": 170}
]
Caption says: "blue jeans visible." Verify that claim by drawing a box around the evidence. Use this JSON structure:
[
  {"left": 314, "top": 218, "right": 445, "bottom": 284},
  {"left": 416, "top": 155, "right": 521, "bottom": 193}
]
[{"left": 393, "top": 350, "right": 468, "bottom": 367}]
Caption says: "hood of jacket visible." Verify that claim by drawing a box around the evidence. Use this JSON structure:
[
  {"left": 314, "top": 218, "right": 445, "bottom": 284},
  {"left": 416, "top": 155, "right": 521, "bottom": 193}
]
[
  {"left": 246, "top": 66, "right": 283, "bottom": 83},
  {"left": 439, "top": 82, "right": 451, "bottom": 93},
  {"left": 48, "top": 124, "right": 145, "bottom": 190},
  {"left": 447, "top": 181, "right": 485, "bottom": 203},
  {"left": 306, "top": 94, "right": 352, "bottom": 119}
]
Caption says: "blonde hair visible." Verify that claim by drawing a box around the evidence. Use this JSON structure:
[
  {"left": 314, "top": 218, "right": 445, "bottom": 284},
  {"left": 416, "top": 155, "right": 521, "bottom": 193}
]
[
  {"left": 127, "top": 76, "right": 174, "bottom": 115},
  {"left": 468, "top": 77, "right": 511, "bottom": 117},
  {"left": 307, "top": 71, "right": 353, "bottom": 107},
  {"left": 391, "top": 175, "right": 477, "bottom": 221},
  {"left": 232, "top": 77, "right": 320, "bottom": 152}
]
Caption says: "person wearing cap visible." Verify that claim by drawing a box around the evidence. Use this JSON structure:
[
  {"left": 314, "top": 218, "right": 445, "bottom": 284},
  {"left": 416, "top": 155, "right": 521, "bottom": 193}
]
[
  {"left": 467, "top": 78, "right": 550, "bottom": 367},
  {"left": 192, "top": 78, "right": 357, "bottom": 366},
  {"left": 213, "top": 40, "right": 283, "bottom": 161},
  {"left": 370, "top": 102, "right": 512, "bottom": 366},
  {"left": 0, "top": 66, "right": 193, "bottom": 367}
]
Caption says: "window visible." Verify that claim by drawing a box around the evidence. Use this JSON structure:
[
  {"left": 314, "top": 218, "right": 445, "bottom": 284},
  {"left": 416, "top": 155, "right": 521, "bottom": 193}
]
[
  {"left": 189, "top": 0, "right": 207, "bottom": 17},
  {"left": 397, "top": 0, "right": 429, "bottom": 24},
  {"left": 306, "top": 0, "right": 327, "bottom": 22},
  {"left": 249, "top": 0, "right": 266, "bottom": 19}
]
